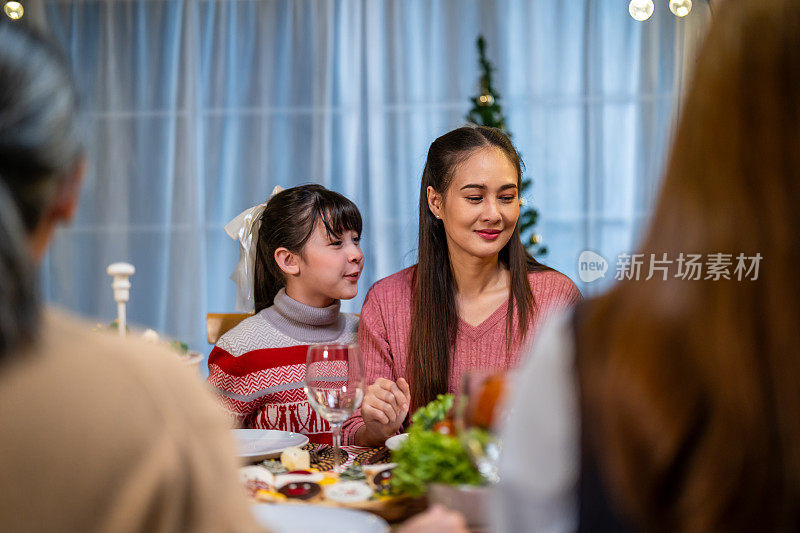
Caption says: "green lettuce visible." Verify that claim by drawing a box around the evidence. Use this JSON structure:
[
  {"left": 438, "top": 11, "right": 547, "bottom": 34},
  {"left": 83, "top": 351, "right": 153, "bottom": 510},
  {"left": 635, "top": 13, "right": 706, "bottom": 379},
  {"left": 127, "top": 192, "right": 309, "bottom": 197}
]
[{"left": 391, "top": 394, "right": 483, "bottom": 496}]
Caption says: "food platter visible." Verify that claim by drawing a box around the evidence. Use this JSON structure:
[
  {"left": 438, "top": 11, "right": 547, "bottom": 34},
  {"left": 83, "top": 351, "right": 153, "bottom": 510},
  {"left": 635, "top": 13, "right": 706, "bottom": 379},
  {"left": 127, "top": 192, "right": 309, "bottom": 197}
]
[{"left": 241, "top": 459, "right": 424, "bottom": 522}]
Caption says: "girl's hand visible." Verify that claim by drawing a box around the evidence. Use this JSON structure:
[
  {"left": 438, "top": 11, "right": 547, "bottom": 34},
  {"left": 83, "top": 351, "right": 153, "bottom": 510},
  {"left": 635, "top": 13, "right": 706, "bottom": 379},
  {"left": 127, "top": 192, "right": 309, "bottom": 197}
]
[
  {"left": 396, "top": 505, "right": 468, "bottom": 533},
  {"left": 359, "top": 377, "right": 411, "bottom": 446}
]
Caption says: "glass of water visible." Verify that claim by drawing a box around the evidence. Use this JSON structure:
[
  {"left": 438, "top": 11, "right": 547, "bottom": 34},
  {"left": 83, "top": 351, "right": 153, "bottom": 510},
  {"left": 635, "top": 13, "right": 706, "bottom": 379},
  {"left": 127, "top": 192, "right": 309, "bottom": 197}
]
[{"left": 304, "top": 343, "right": 365, "bottom": 473}]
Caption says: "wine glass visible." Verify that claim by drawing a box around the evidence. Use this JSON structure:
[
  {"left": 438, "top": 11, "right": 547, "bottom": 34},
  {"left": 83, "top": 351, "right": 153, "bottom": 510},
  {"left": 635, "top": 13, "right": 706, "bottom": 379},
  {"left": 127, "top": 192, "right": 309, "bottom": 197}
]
[
  {"left": 455, "top": 370, "right": 509, "bottom": 484},
  {"left": 304, "top": 343, "right": 365, "bottom": 473}
]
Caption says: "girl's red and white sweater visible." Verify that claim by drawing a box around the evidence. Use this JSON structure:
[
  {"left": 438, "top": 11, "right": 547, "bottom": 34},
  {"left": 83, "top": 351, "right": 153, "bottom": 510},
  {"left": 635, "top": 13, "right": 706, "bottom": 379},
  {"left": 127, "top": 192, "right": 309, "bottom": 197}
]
[{"left": 207, "top": 289, "right": 358, "bottom": 444}]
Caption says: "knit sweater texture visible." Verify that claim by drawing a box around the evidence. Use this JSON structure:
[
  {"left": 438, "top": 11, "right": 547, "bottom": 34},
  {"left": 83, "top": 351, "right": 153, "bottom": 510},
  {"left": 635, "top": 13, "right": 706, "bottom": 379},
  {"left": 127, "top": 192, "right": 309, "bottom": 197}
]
[
  {"left": 341, "top": 266, "right": 581, "bottom": 444},
  {"left": 207, "top": 289, "right": 358, "bottom": 443}
]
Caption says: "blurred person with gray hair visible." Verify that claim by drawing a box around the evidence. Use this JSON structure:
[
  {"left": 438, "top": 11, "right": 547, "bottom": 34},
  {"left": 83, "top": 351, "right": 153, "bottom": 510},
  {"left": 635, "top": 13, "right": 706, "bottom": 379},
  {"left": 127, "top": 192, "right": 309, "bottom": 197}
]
[{"left": 0, "top": 19, "right": 261, "bottom": 532}]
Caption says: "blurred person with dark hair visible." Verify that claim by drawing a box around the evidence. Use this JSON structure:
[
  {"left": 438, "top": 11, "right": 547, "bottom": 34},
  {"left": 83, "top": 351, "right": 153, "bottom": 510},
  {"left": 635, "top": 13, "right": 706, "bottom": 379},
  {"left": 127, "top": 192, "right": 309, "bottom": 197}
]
[
  {"left": 494, "top": 0, "right": 800, "bottom": 531},
  {"left": 0, "top": 20, "right": 260, "bottom": 532}
]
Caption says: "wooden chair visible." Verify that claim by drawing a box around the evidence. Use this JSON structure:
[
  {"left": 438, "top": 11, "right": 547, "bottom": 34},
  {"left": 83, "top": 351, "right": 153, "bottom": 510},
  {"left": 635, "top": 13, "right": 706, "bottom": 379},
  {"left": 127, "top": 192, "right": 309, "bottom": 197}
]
[
  {"left": 206, "top": 311, "right": 361, "bottom": 344},
  {"left": 206, "top": 312, "right": 253, "bottom": 344}
]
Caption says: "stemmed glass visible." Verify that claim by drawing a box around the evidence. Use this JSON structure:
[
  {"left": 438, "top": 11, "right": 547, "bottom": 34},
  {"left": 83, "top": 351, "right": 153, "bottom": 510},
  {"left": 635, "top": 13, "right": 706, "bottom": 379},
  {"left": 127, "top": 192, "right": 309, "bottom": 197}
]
[
  {"left": 304, "top": 343, "right": 365, "bottom": 473},
  {"left": 455, "top": 371, "right": 508, "bottom": 484}
]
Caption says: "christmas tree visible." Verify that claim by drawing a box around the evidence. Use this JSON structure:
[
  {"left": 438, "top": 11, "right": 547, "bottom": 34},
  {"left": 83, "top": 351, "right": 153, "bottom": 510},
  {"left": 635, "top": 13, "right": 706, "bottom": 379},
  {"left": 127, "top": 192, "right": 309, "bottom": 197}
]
[{"left": 466, "top": 36, "right": 547, "bottom": 256}]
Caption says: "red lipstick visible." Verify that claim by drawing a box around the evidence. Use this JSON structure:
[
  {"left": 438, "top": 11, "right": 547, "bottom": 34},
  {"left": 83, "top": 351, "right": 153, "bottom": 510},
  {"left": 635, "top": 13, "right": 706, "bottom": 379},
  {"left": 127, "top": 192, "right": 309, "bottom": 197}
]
[{"left": 476, "top": 229, "right": 501, "bottom": 241}]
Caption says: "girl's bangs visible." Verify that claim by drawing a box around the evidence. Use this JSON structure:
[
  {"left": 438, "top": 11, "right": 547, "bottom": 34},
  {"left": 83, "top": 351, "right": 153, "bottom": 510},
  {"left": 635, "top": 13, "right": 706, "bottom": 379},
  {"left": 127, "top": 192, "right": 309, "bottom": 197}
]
[{"left": 315, "top": 195, "right": 362, "bottom": 238}]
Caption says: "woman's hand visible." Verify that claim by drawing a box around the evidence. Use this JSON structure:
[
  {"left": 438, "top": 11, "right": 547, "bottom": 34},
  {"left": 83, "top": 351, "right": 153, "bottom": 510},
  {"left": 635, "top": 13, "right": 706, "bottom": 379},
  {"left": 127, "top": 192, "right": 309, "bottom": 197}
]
[
  {"left": 357, "top": 377, "right": 411, "bottom": 446},
  {"left": 396, "top": 505, "right": 468, "bottom": 533}
]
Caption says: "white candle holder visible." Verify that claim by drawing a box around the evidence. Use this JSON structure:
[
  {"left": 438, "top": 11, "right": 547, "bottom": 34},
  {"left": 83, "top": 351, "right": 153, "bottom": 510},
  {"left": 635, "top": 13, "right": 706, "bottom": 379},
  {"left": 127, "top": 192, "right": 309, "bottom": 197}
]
[{"left": 107, "top": 262, "right": 135, "bottom": 337}]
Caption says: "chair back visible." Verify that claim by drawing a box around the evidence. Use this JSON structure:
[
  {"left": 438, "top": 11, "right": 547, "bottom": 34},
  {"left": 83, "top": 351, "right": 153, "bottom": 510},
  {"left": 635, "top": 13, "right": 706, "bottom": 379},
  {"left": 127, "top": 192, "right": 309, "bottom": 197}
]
[{"left": 206, "top": 312, "right": 252, "bottom": 344}]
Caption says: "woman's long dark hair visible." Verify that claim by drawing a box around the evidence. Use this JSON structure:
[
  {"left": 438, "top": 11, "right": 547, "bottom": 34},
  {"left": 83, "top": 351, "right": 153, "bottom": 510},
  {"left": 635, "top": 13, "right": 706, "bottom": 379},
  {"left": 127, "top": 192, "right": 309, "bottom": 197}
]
[
  {"left": 0, "top": 180, "right": 38, "bottom": 359},
  {"left": 0, "top": 20, "right": 83, "bottom": 362},
  {"left": 576, "top": 0, "right": 800, "bottom": 529},
  {"left": 253, "top": 184, "right": 362, "bottom": 312},
  {"left": 408, "top": 125, "right": 550, "bottom": 410}
]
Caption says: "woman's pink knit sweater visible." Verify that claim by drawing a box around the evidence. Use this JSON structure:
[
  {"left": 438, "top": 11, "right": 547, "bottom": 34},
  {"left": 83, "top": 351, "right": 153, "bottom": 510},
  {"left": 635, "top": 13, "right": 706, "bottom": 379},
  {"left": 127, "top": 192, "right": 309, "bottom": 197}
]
[{"left": 341, "top": 266, "right": 581, "bottom": 444}]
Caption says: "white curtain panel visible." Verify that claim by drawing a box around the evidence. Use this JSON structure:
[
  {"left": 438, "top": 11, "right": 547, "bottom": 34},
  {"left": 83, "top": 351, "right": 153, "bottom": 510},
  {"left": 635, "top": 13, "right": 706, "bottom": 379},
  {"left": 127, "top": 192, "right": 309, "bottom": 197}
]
[{"left": 40, "top": 0, "right": 703, "bottom": 373}]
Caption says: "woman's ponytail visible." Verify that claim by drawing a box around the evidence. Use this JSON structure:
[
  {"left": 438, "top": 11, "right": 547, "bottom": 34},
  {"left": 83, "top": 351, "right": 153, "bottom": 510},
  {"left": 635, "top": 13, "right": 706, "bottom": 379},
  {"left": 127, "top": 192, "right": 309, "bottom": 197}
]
[{"left": 0, "top": 178, "right": 38, "bottom": 362}]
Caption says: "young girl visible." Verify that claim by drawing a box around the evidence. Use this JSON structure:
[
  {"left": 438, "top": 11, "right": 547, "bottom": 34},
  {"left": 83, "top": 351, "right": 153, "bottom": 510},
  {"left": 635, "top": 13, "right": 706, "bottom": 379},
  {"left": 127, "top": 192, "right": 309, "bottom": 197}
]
[{"left": 207, "top": 184, "right": 363, "bottom": 444}]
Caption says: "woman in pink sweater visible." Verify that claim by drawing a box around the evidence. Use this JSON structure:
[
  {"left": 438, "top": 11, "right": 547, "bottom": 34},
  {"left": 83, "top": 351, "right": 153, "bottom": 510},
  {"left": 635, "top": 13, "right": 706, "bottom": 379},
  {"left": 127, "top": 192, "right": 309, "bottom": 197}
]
[{"left": 343, "top": 125, "right": 581, "bottom": 446}]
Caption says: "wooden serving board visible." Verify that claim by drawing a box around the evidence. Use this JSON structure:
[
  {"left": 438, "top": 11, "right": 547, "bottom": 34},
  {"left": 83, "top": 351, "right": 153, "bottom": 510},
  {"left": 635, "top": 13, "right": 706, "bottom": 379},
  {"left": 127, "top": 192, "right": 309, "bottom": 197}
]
[{"left": 255, "top": 491, "right": 426, "bottom": 523}]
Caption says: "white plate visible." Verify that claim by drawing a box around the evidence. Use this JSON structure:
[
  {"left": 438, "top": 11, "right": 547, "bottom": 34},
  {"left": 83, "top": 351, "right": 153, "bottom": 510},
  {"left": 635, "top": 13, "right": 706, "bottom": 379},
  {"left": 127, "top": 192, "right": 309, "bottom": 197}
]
[
  {"left": 252, "top": 503, "right": 389, "bottom": 533},
  {"left": 385, "top": 433, "right": 409, "bottom": 451},
  {"left": 233, "top": 429, "right": 309, "bottom": 462}
]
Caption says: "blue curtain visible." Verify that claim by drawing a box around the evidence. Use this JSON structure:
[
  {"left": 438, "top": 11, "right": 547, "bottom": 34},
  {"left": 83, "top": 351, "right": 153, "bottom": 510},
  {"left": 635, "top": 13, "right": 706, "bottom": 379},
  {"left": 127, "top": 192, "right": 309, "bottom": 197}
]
[{"left": 41, "top": 0, "right": 695, "bottom": 375}]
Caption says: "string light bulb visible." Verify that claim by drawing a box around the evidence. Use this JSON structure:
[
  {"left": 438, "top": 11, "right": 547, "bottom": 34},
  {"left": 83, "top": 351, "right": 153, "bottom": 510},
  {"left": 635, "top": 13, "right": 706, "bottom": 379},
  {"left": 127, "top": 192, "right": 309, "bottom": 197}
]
[
  {"left": 669, "top": 0, "right": 692, "bottom": 17},
  {"left": 477, "top": 93, "right": 495, "bottom": 106},
  {"left": 629, "top": 0, "right": 655, "bottom": 21},
  {"left": 3, "top": 1, "right": 23, "bottom": 20}
]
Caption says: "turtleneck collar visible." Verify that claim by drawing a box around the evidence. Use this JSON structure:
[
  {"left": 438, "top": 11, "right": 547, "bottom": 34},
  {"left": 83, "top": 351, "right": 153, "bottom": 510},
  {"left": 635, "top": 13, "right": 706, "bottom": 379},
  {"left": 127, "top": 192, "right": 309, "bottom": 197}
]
[{"left": 261, "top": 288, "right": 345, "bottom": 342}]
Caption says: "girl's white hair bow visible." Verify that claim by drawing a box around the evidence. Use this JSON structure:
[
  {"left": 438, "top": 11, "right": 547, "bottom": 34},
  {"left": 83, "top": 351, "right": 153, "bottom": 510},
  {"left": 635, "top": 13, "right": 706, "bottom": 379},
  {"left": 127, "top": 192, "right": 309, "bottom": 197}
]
[{"left": 224, "top": 185, "right": 284, "bottom": 312}]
